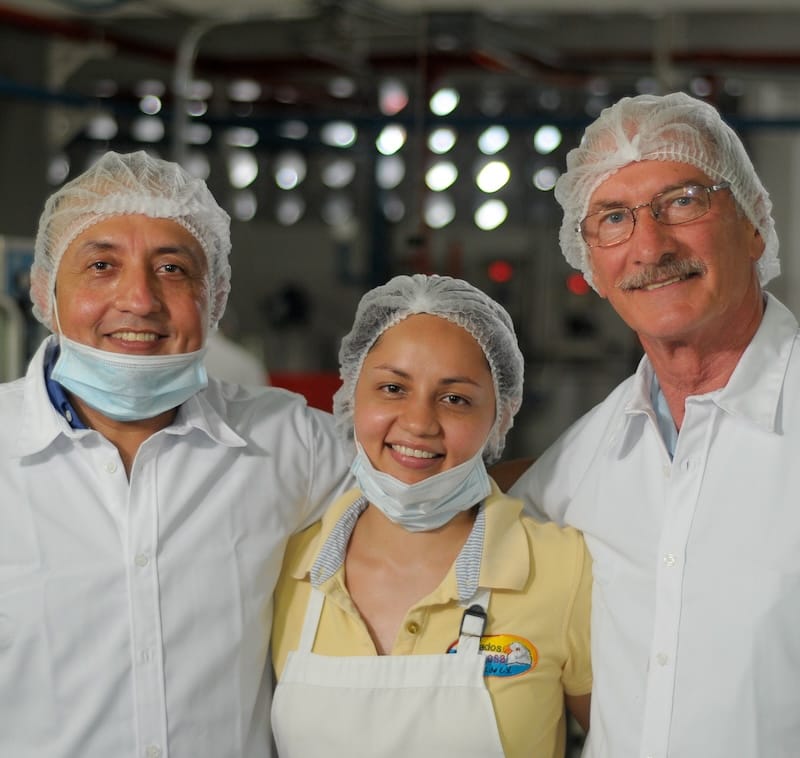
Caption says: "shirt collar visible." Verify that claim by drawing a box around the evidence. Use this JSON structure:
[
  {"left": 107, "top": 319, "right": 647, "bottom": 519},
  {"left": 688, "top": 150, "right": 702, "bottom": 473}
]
[
  {"left": 43, "top": 340, "right": 87, "bottom": 430},
  {"left": 295, "top": 481, "right": 530, "bottom": 603},
  {"left": 15, "top": 335, "right": 247, "bottom": 457},
  {"left": 713, "top": 292, "right": 796, "bottom": 432},
  {"left": 618, "top": 292, "right": 796, "bottom": 451}
]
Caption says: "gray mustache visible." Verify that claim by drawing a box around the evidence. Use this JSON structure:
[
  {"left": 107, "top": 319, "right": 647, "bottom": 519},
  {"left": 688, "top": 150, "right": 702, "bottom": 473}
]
[{"left": 617, "top": 258, "right": 707, "bottom": 291}]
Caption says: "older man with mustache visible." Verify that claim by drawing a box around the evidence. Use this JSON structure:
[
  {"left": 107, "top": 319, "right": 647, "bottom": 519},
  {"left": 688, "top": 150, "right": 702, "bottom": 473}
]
[{"left": 497, "top": 92, "right": 800, "bottom": 758}]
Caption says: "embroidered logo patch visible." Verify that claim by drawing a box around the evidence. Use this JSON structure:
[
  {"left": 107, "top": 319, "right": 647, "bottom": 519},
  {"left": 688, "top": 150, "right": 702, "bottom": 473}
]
[{"left": 447, "top": 634, "right": 538, "bottom": 677}]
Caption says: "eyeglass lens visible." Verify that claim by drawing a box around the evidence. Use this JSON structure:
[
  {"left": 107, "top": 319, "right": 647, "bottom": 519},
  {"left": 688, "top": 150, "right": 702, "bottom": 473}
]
[{"left": 581, "top": 183, "right": 725, "bottom": 248}]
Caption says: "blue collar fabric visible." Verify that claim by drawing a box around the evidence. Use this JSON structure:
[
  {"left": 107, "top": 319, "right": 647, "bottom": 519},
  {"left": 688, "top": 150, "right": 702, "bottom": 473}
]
[
  {"left": 650, "top": 373, "right": 677, "bottom": 459},
  {"left": 44, "top": 341, "right": 87, "bottom": 429}
]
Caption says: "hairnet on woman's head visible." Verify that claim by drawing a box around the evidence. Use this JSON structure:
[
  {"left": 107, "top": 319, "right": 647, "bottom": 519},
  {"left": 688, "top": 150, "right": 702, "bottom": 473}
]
[
  {"left": 30, "top": 150, "right": 232, "bottom": 331},
  {"left": 555, "top": 91, "right": 779, "bottom": 289},
  {"left": 333, "top": 273, "right": 525, "bottom": 465}
]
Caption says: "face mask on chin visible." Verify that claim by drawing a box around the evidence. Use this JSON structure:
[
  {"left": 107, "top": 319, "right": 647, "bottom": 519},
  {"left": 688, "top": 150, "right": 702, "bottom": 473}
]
[
  {"left": 52, "top": 334, "right": 208, "bottom": 422},
  {"left": 350, "top": 439, "right": 492, "bottom": 532},
  {"left": 50, "top": 299, "right": 208, "bottom": 422}
]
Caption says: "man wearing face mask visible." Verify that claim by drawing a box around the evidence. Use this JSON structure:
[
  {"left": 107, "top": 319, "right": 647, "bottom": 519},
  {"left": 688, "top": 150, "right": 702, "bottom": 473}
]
[{"left": 0, "top": 151, "right": 351, "bottom": 758}]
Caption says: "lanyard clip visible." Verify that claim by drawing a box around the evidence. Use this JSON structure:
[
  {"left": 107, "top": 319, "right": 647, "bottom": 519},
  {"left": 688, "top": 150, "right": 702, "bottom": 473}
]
[{"left": 459, "top": 603, "right": 487, "bottom": 639}]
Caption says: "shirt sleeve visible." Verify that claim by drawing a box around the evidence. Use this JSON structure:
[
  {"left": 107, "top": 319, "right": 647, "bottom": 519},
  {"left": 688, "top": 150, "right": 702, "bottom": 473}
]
[
  {"left": 298, "top": 406, "right": 354, "bottom": 532},
  {"left": 561, "top": 530, "right": 593, "bottom": 696}
]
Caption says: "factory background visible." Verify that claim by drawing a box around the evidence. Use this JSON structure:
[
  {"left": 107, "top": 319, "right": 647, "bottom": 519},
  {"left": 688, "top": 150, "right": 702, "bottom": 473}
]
[{"left": 2, "top": 0, "right": 800, "bottom": 466}]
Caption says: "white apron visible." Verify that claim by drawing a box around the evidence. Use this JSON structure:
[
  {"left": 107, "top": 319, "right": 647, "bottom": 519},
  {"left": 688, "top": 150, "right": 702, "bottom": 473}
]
[{"left": 271, "top": 586, "right": 506, "bottom": 757}]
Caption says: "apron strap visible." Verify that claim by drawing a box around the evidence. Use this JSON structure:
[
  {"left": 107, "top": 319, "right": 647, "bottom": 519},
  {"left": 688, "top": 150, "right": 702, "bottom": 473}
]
[
  {"left": 297, "top": 586, "right": 325, "bottom": 653},
  {"left": 457, "top": 587, "right": 490, "bottom": 657}
]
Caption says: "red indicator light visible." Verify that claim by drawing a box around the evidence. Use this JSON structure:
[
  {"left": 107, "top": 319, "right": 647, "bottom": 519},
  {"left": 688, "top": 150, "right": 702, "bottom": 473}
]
[
  {"left": 566, "top": 272, "right": 590, "bottom": 295},
  {"left": 488, "top": 260, "right": 513, "bottom": 283}
]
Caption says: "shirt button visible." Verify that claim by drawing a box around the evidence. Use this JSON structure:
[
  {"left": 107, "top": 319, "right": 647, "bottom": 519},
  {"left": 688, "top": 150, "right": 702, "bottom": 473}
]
[
  {"left": 145, "top": 746, "right": 162, "bottom": 758},
  {"left": 134, "top": 553, "right": 150, "bottom": 567},
  {"left": 656, "top": 652, "right": 669, "bottom": 666},
  {"left": 662, "top": 464, "right": 670, "bottom": 477},
  {"left": 104, "top": 461, "right": 118, "bottom": 474},
  {"left": 139, "top": 648, "right": 153, "bottom": 664},
  {"left": 406, "top": 621, "right": 420, "bottom": 635},
  {"left": 663, "top": 553, "right": 676, "bottom": 567}
]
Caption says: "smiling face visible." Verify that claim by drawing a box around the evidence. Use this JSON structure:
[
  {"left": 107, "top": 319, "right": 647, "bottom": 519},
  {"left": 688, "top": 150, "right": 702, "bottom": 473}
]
[
  {"left": 54, "top": 214, "right": 209, "bottom": 355},
  {"left": 353, "top": 313, "right": 497, "bottom": 485},
  {"left": 586, "top": 160, "right": 765, "bottom": 352}
]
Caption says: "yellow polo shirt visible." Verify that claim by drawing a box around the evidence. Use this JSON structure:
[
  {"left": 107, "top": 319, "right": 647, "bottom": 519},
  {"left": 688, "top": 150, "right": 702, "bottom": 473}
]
[{"left": 272, "top": 481, "right": 592, "bottom": 758}]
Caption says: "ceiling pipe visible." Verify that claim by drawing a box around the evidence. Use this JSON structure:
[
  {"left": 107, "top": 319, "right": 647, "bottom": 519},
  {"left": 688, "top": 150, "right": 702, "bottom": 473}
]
[{"left": 171, "top": 20, "right": 217, "bottom": 167}]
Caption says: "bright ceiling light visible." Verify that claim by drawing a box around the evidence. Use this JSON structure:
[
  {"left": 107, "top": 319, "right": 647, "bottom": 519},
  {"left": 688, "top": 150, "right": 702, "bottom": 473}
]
[
  {"left": 424, "top": 195, "right": 455, "bottom": 229},
  {"left": 228, "top": 79, "right": 262, "bottom": 103},
  {"left": 232, "top": 190, "right": 257, "bottom": 221},
  {"left": 321, "top": 121, "right": 357, "bottom": 148},
  {"left": 274, "top": 150, "right": 307, "bottom": 190},
  {"left": 228, "top": 150, "right": 259, "bottom": 189},
  {"left": 376, "top": 124, "right": 406, "bottom": 156},
  {"left": 533, "top": 166, "right": 559, "bottom": 191},
  {"left": 429, "top": 87, "right": 459, "bottom": 116},
  {"left": 322, "top": 158, "right": 356, "bottom": 189},
  {"left": 375, "top": 156, "right": 405, "bottom": 189},
  {"left": 379, "top": 78, "right": 409, "bottom": 116},
  {"left": 428, "top": 127, "right": 457, "bottom": 155},
  {"left": 131, "top": 116, "right": 164, "bottom": 143},
  {"left": 474, "top": 199, "right": 508, "bottom": 230},
  {"left": 476, "top": 161, "right": 510, "bottom": 193},
  {"left": 533, "top": 125, "right": 562, "bottom": 154},
  {"left": 478, "top": 126, "right": 509, "bottom": 156},
  {"left": 276, "top": 194, "right": 306, "bottom": 226},
  {"left": 425, "top": 161, "right": 458, "bottom": 192}
]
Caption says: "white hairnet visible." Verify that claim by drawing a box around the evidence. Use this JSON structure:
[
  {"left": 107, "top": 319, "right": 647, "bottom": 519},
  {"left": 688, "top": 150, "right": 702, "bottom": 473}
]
[
  {"left": 333, "top": 274, "right": 525, "bottom": 465},
  {"left": 554, "top": 91, "right": 779, "bottom": 289},
  {"left": 30, "top": 150, "right": 232, "bottom": 331}
]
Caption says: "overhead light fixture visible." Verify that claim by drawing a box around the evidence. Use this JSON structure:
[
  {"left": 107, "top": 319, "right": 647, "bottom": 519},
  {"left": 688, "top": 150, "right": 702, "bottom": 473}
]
[
  {"left": 474, "top": 199, "right": 508, "bottom": 231},
  {"left": 476, "top": 160, "right": 510, "bottom": 194}
]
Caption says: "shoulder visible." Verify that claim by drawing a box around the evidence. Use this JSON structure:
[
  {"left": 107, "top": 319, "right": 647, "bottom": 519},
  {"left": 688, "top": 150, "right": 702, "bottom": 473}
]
[
  {"left": 556, "top": 373, "right": 636, "bottom": 443},
  {"left": 483, "top": 491, "right": 589, "bottom": 584},
  {"left": 534, "top": 374, "right": 634, "bottom": 469},
  {"left": 522, "top": 515, "right": 588, "bottom": 563},
  {"left": 0, "top": 376, "right": 26, "bottom": 428},
  {"left": 204, "top": 380, "right": 336, "bottom": 439},
  {"left": 509, "top": 374, "right": 635, "bottom": 511},
  {"left": 489, "top": 491, "right": 591, "bottom": 583},
  {"left": 282, "top": 518, "right": 324, "bottom": 574}
]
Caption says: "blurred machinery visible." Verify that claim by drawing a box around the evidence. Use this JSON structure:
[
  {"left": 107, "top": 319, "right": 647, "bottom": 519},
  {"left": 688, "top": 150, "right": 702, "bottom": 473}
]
[{"left": 0, "top": 236, "right": 40, "bottom": 382}]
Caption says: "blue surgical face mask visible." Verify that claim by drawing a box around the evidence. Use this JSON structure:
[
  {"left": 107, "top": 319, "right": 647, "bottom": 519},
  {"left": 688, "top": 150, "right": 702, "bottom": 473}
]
[
  {"left": 350, "top": 440, "right": 492, "bottom": 532},
  {"left": 51, "top": 333, "right": 208, "bottom": 422}
]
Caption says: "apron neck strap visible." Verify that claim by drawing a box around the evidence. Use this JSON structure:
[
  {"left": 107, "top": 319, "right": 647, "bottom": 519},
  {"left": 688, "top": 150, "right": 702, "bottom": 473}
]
[
  {"left": 297, "top": 586, "right": 325, "bottom": 653},
  {"left": 457, "top": 587, "right": 490, "bottom": 656}
]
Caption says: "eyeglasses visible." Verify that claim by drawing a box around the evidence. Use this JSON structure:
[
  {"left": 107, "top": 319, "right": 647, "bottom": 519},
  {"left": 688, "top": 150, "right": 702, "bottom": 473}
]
[{"left": 579, "top": 181, "right": 731, "bottom": 248}]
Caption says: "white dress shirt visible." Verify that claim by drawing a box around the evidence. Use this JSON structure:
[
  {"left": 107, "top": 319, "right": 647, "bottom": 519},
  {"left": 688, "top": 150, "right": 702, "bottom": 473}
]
[
  {"left": 510, "top": 293, "right": 800, "bottom": 758},
  {"left": 0, "top": 335, "right": 351, "bottom": 758}
]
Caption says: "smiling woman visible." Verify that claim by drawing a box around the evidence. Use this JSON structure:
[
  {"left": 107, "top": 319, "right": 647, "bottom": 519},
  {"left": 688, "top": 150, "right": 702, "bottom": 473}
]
[{"left": 271, "top": 273, "right": 593, "bottom": 758}]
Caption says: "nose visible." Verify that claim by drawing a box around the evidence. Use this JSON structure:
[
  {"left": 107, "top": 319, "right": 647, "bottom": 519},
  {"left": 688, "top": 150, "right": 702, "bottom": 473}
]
[
  {"left": 629, "top": 204, "right": 675, "bottom": 264},
  {"left": 398, "top": 398, "right": 441, "bottom": 437},
  {"left": 114, "top": 265, "right": 162, "bottom": 315}
]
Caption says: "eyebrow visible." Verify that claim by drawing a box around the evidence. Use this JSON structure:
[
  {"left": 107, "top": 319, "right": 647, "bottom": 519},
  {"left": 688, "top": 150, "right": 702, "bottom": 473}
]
[
  {"left": 370, "top": 363, "right": 485, "bottom": 388},
  {"left": 587, "top": 179, "right": 703, "bottom": 213},
  {"left": 74, "top": 239, "right": 203, "bottom": 261}
]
